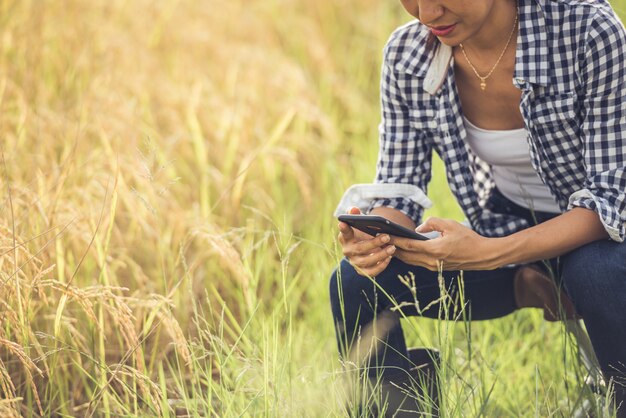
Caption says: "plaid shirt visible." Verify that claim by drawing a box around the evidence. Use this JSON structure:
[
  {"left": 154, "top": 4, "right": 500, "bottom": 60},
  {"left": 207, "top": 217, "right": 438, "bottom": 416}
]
[{"left": 369, "top": 0, "right": 626, "bottom": 242}]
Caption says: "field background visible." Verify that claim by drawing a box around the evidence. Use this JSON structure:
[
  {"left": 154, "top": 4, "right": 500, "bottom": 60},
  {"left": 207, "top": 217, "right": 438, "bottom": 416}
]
[{"left": 1, "top": 0, "right": 624, "bottom": 416}]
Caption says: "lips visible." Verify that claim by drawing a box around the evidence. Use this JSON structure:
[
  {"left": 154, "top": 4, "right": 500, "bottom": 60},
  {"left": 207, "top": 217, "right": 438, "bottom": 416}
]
[{"left": 429, "top": 24, "right": 457, "bottom": 37}]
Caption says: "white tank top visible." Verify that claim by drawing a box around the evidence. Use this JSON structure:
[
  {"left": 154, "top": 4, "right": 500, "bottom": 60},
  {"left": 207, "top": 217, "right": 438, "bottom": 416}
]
[{"left": 463, "top": 116, "right": 561, "bottom": 214}]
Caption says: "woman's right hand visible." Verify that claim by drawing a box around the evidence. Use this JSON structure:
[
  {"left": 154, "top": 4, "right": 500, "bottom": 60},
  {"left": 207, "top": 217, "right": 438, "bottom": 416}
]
[{"left": 338, "top": 207, "right": 396, "bottom": 277}]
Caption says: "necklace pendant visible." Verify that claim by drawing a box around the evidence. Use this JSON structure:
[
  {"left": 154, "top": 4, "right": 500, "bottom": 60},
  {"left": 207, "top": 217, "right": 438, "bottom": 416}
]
[{"left": 480, "top": 81, "right": 487, "bottom": 91}]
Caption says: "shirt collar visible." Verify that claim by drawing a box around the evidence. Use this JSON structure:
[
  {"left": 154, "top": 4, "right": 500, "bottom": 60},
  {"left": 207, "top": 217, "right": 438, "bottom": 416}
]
[
  {"left": 514, "top": 0, "right": 550, "bottom": 87},
  {"left": 395, "top": 32, "right": 453, "bottom": 95},
  {"left": 395, "top": 28, "right": 433, "bottom": 79},
  {"left": 396, "top": 0, "right": 550, "bottom": 94}
]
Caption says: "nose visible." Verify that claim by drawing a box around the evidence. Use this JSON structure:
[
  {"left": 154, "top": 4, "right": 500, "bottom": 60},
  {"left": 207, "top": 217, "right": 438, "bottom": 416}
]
[{"left": 415, "top": 0, "right": 445, "bottom": 24}]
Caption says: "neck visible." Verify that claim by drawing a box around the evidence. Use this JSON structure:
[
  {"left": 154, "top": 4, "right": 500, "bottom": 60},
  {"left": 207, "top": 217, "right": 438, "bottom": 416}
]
[{"left": 461, "top": 0, "right": 518, "bottom": 53}]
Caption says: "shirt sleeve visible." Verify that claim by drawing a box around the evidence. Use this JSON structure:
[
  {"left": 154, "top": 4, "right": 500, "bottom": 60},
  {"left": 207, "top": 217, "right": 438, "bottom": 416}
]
[
  {"left": 568, "top": 8, "right": 626, "bottom": 242},
  {"left": 368, "top": 46, "right": 434, "bottom": 225}
]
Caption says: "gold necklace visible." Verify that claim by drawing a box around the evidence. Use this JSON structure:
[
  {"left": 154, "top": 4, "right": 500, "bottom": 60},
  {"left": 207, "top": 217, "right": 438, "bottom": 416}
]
[{"left": 459, "top": 8, "right": 518, "bottom": 91}]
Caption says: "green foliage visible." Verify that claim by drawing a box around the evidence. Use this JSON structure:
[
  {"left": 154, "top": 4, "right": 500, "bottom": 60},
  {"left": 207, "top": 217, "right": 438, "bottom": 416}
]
[{"left": 0, "top": 0, "right": 623, "bottom": 416}]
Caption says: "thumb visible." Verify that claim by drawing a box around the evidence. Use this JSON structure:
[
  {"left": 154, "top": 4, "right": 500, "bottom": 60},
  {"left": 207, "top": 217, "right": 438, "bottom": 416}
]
[
  {"left": 338, "top": 221, "right": 355, "bottom": 240},
  {"left": 416, "top": 217, "right": 447, "bottom": 233},
  {"left": 338, "top": 207, "right": 360, "bottom": 239}
]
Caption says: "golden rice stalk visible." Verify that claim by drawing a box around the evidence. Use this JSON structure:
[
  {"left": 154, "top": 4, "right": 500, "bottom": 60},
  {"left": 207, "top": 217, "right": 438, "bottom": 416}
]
[
  {"left": 0, "top": 338, "right": 43, "bottom": 415},
  {"left": 192, "top": 228, "right": 253, "bottom": 312},
  {"left": 0, "top": 399, "right": 21, "bottom": 418},
  {"left": 0, "top": 358, "right": 17, "bottom": 408},
  {"left": 154, "top": 309, "right": 192, "bottom": 366},
  {"left": 108, "top": 363, "right": 164, "bottom": 416},
  {"left": 127, "top": 293, "right": 192, "bottom": 366}
]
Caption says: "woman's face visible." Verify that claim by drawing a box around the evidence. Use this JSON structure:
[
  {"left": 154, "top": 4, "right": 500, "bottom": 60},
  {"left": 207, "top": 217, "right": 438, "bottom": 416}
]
[{"left": 399, "top": 0, "right": 497, "bottom": 46}]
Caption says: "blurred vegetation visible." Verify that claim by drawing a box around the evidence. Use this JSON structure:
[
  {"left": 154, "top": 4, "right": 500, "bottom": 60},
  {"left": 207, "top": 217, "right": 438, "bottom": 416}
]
[{"left": 0, "top": 0, "right": 624, "bottom": 416}]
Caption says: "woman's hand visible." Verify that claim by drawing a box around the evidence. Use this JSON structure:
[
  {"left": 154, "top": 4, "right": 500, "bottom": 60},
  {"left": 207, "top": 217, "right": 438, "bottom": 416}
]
[
  {"left": 389, "top": 217, "right": 502, "bottom": 271},
  {"left": 338, "top": 207, "right": 396, "bottom": 277}
]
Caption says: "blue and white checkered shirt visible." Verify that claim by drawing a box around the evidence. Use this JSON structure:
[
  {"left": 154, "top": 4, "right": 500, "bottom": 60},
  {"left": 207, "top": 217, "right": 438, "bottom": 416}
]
[{"left": 368, "top": 0, "right": 626, "bottom": 242}]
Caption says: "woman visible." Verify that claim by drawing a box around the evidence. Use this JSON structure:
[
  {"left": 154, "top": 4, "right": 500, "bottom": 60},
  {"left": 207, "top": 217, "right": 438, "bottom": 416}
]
[{"left": 330, "top": 0, "right": 626, "bottom": 415}]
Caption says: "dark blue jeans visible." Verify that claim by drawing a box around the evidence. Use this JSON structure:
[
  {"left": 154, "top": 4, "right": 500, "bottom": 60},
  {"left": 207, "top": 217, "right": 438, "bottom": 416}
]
[{"left": 329, "top": 190, "right": 626, "bottom": 384}]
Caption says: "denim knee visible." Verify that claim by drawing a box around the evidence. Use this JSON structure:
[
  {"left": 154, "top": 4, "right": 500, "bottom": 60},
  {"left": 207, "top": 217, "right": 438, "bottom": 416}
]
[
  {"left": 329, "top": 258, "right": 376, "bottom": 316},
  {"left": 561, "top": 240, "right": 626, "bottom": 319}
]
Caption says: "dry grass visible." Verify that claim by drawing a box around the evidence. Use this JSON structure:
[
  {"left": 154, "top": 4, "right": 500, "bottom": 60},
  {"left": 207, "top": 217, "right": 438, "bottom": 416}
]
[
  {"left": 0, "top": 0, "right": 624, "bottom": 416},
  {"left": 1, "top": 0, "right": 388, "bottom": 415}
]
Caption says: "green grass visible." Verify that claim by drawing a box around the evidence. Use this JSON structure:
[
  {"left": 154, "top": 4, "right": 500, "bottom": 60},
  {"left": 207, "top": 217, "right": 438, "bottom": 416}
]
[{"left": 0, "top": 0, "right": 624, "bottom": 416}]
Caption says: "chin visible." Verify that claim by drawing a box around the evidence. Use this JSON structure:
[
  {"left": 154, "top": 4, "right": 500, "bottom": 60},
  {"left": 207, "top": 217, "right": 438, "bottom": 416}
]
[{"left": 435, "top": 37, "right": 462, "bottom": 47}]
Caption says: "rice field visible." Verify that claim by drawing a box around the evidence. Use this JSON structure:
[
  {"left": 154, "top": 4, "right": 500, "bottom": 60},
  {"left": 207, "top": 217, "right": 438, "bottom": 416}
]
[{"left": 1, "top": 0, "right": 625, "bottom": 416}]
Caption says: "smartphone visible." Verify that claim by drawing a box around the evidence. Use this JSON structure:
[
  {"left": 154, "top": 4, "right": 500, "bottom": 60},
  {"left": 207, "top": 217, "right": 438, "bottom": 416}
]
[{"left": 338, "top": 214, "right": 430, "bottom": 241}]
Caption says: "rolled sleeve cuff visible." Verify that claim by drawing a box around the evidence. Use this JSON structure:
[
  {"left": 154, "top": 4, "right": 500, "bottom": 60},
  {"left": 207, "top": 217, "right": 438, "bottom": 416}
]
[
  {"left": 568, "top": 189, "right": 625, "bottom": 242},
  {"left": 368, "top": 197, "right": 424, "bottom": 225},
  {"left": 333, "top": 183, "right": 432, "bottom": 225}
]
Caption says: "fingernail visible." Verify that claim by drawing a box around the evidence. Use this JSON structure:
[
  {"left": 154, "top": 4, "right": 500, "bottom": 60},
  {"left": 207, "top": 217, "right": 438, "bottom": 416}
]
[
  {"left": 386, "top": 246, "right": 396, "bottom": 255},
  {"left": 381, "top": 235, "right": 390, "bottom": 243}
]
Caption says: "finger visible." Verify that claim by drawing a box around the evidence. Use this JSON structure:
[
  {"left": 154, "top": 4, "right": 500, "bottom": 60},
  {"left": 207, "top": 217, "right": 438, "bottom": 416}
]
[
  {"left": 356, "top": 256, "right": 392, "bottom": 277},
  {"left": 372, "top": 256, "right": 393, "bottom": 274},
  {"left": 416, "top": 217, "right": 448, "bottom": 234},
  {"left": 338, "top": 207, "right": 362, "bottom": 241},
  {"left": 352, "top": 228, "right": 374, "bottom": 242},
  {"left": 349, "top": 234, "right": 391, "bottom": 256},
  {"left": 351, "top": 245, "right": 396, "bottom": 268},
  {"left": 343, "top": 234, "right": 387, "bottom": 257},
  {"left": 395, "top": 249, "right": 440, "bottom": 271},
  {"left": 389, "top": 236, "right": 431, "bottom": 252},
  {"left": 338, "top": 221, "right": 354, "bottom": 242}
]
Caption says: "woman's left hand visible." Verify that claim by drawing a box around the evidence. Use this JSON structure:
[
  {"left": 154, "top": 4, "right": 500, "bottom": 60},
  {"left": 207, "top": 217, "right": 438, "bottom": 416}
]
[{"left": 389, "top": 217, "right": 502, "bottom": 271}]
